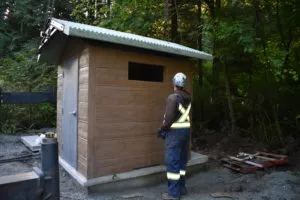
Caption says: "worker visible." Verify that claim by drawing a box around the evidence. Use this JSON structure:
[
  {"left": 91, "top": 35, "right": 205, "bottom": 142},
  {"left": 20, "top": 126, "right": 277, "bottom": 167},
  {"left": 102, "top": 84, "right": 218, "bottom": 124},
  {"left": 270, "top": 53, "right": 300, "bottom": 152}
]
[{"left": 157, "top": 72, "right": 192, "bottom": 200}]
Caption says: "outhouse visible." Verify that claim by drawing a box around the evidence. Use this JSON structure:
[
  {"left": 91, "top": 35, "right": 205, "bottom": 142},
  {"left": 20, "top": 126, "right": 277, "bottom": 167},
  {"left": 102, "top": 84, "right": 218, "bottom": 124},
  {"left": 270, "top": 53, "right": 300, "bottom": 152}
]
[{"left": 38, "top": 18, "right": 212, "bottom": 188}]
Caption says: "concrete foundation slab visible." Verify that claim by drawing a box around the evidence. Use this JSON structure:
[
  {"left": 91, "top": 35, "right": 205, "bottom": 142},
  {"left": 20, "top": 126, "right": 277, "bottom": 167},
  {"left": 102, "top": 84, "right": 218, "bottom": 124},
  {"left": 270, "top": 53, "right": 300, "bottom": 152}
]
[
  {"left": 21, "top": 135, "right": 41, "bottom": 152},
  {"left": 59, "top": 152, "right": 208, "bottom": 193}
]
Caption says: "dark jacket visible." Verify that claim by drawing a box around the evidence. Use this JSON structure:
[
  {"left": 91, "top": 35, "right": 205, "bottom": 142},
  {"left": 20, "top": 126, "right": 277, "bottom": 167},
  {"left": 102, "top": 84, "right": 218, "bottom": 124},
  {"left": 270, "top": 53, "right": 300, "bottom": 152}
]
[{"left": 160, "top": 89, "right": 191, "bottom": 131}]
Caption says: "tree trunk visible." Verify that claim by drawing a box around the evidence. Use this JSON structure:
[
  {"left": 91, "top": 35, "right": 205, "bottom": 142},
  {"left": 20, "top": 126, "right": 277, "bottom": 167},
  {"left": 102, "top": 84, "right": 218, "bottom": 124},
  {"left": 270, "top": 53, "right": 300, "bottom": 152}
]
[
  {"left": 170, "top": 0, "right": 179, "bottom": 43},
  {"left": 197, "top": 0, "right": 204, "bottom": 123},
  {"left": 272, "top": 104, "right": 284, "bottom": 145},
  {"left": 164, "top": 0, "right": 169, "bottom": 20},
  {"left": 206, "top": 0, "right": 219, "bottom": 103},
  {"left": 224, "top": 64, "right": 236, "bottom": 136},
  {"left": 107, "top": 0, "right": 111, "bottom": 18}
]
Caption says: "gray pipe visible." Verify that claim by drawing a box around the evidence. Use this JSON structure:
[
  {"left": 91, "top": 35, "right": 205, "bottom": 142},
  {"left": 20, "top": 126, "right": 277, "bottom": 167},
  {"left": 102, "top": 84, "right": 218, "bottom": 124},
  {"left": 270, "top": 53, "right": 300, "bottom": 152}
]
[{"left": 41, "top": 137, "right": 60, "bottom": 200}]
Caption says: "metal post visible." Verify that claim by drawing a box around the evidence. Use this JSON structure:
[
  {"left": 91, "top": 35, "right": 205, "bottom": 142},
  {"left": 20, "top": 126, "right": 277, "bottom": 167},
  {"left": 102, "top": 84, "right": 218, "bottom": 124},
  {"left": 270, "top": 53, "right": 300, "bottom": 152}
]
[{"left": 41, "top": 135, "right": 60, "bottom": 200}]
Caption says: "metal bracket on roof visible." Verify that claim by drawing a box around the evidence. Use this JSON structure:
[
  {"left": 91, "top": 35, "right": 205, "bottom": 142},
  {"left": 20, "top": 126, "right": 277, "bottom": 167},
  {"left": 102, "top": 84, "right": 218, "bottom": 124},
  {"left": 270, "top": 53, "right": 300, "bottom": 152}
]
[
  {"left": 50, "top": 20, "right": 64, "bottom": 31},
  {"left": 39, "top": 22, "right": 61, "bottom": 49}
]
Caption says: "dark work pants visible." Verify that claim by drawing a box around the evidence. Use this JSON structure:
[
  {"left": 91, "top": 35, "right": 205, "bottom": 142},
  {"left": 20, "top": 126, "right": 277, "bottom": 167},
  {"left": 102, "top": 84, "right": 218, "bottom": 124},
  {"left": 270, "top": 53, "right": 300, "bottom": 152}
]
[{"left": 165, "top": 128, "right": 190, "bottom": 197}]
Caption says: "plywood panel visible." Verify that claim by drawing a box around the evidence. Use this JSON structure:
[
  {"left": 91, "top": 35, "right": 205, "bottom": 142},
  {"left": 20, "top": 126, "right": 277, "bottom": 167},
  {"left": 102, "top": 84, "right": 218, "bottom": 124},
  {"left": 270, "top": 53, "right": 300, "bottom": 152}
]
[
  {"left": 92, "top": 46, "right": 118, "bottom": 68},
  {"left": 95, "top": 104, "right": 165, "bottom": 123},
  {"left": 78, "top": 137, "right": 88, "bottom": 158},
  {"left": 95, "top": 152, "right": 164, "bottom": 168},
  {"left": 87, "top": 46, "right": 97, "bottom": 178},
  {"left": 95, "top": 68, "right": 127, "bottom": 82},
  {"left": 78, "top": 102, "right": 88, "bottom": 121},
  {"left": 94, "top": 152, "right": 164, "bottom": 177},
  {"left": 94, "top": 136, "right": 163, "bottom": 162},
  {"left": 78, "top": 47, "right": 89, "bottom": 176},
  {"left": 95, "top": 80, "right": 168, "bottom": 89},
  {"left": 91, "top": 46, "right": 174, "bottom": 69},
  {"left": 94, "top": 121, "right": 161, "bottom": 140},
  {"left": 77, "top": 154, "right": 88, "bottom": 177},
  {"left": 79, "top": 67, "right": 89, "bottom": 85},
  {"left": 78, "top": 121, "right": 88, "bottom": 140},
  {"left": 57, "top": 65, "right": 64, "bottom": 153},
  {"left": 78, "top": 162, "right": 87, "bottom": 177},
  {"left": 79, "top": 48, "right": 89, "bottom": 67},
  {"left": 78, "top": 88, "right": 88, "bottom": 103},
  {"left": 95, "top": 86, "right": 169, "bottom": 106}
]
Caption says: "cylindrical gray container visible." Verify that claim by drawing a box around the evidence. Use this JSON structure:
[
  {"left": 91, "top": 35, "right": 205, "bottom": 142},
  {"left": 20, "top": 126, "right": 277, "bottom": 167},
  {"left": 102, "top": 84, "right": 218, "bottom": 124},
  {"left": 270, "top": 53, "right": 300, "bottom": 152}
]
[{"left": 41, "top": 137, "right": 60, "bottom": 200}]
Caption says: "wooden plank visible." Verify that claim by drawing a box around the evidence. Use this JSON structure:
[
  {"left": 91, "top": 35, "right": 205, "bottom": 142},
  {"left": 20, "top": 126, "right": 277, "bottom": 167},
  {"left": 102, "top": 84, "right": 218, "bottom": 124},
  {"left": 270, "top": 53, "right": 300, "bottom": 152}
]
[
  {"left": 94, "top": 152, "right": 164, "bottom": 177},
  {"left": 78, "top": 102, "right": 88, "bottom": 121},
  {"left": 78, "top": 121, "right": 88, "bottom": 140},
  {"left": 92, "top": 46, "right": 118, "bottom": 68},
  {"left": 88, "top": 45, "right": 97, "bottom": 178},
  {"left": 95, "top": 68, "right": 127, "bottom": 82},
  {"left": 91, "top": 46, "right": 182, "bottom": 70},
  {"left": 79, "top": 83, "right": 88, "bottom": 90},
  {"left": 79, "top": 67, "right": 89, "bottom": 85},
  {"left": 96, "top": 80, "right": 169, "bottom": 89},
  {"left": 78, "top": 154, "right": 88, "bottom": 169},
  {"left": 94, "top": 136, "right": 164, "bottom": 161},
  {"left": 57, "top": 78, "right": 63, "bottom": 87},
  {"left": 56, "top": 69, "right": 63, "bottom": 153},
  {"left": 94, "top": 121, "right": 161, "bottom": 140},
  {"left": 57, "top": 89, "right": 62, "bottom": 99},
  {"left": 95, "top": 86, "right": 169, "bottom": 106},
  {"left": 78, "top": 88, "right": 88, "bottom": 103},
  {"left": 78, "top": 137, "right": 88, "bottom": 158},
  {"left": 79, "top": 48, "right": 89, "bottom": 67},
  {"left": 78, "top": 161, "right": 88, "bottom": 177},
  {"left": 95, "top": 104, "right": 165, "bottom": 123}
]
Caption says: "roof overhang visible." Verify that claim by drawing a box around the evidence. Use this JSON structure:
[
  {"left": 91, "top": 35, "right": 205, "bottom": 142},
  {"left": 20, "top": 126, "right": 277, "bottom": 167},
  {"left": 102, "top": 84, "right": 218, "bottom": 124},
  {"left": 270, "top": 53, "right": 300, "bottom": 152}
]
[{"left": 38, "top": 18, "right": 213, "bottom": 64}]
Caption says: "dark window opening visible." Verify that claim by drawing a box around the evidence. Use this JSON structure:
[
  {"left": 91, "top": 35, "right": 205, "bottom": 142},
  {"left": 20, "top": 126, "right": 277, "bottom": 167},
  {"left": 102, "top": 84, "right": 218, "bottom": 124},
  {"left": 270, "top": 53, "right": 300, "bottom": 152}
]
[{"left": 128, "top": 62, "right": 164, "bottom": 82}]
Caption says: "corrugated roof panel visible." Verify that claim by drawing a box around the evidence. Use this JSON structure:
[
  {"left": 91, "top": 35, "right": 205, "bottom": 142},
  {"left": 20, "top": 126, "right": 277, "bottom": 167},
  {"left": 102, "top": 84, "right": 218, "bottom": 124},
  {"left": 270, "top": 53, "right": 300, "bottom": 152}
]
[{"left": 46, "top": 18, "right": 213, "bottom": 60}]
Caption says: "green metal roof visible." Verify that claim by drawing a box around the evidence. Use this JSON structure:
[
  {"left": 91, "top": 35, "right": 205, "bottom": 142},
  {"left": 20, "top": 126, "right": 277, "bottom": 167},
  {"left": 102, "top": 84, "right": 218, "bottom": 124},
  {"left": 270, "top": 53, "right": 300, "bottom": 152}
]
[{"left": 39, "top": 18, "right": 213, "bottom": 62}]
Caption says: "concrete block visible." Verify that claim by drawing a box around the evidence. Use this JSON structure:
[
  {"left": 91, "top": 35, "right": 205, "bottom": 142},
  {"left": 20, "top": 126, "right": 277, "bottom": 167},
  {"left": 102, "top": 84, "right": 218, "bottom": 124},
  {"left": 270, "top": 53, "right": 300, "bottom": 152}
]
[
  {"left": 0, "top": 171, "right": 41, "bottom": 200},
  {"left": 21, "top": 135, "right": 41, "bottom": 152}
]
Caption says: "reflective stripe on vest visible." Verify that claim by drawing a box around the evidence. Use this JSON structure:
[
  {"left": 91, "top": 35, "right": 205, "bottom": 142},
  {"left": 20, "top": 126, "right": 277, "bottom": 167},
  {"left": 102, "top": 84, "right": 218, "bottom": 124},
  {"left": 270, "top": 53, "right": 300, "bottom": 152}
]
[{"left": 170, "top": 103, "right": 191, "bottom": 129}]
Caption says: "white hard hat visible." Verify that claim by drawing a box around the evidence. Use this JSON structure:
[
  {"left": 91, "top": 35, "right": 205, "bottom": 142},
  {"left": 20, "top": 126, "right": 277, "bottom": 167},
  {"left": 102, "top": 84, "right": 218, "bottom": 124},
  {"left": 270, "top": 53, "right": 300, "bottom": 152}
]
[{"left": 172, "top": 72, "right": 187, "bottom": 88}]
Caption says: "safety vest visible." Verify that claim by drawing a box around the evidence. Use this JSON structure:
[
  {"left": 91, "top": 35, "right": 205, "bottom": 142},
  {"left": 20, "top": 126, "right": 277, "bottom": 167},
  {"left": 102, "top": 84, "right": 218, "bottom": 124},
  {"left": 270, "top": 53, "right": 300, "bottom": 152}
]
[{"left": 170, "top": 102, "right": 191, "bottom": 129}]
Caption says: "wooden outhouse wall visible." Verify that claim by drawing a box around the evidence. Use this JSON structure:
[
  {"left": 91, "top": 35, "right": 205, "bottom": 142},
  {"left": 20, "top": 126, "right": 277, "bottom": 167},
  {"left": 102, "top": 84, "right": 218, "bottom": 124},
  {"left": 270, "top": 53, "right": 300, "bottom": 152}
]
[
  {"left": 57, "top": 39, "right": 194, "bottom": 179},
  {"left": 88, "top": 44, "right": 193, "bottom": 178}
]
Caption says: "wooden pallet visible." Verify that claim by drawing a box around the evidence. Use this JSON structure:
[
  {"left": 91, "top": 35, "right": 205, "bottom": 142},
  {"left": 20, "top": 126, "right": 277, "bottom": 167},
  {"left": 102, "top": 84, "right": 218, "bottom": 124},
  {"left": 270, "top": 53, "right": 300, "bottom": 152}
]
[{"left": 222, "top": 152, "right": 288, "bottom": 173}]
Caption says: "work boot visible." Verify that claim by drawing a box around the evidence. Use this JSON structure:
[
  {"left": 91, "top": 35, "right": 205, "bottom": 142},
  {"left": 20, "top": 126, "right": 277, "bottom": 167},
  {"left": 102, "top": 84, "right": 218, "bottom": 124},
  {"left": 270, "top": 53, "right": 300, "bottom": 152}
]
[{"left": 162, "top": 192, "right": 180, "bottom": 200}]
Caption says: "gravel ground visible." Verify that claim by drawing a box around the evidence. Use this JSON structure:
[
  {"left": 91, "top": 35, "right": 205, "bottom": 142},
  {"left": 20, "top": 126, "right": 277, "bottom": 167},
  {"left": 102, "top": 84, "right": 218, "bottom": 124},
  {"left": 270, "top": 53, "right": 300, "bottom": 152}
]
[
  {"left": 89, "top": 167, "right": 300, "bottom": 200},
  {"left": 1, "top": 133, "right": 300, "bottom": 200}
]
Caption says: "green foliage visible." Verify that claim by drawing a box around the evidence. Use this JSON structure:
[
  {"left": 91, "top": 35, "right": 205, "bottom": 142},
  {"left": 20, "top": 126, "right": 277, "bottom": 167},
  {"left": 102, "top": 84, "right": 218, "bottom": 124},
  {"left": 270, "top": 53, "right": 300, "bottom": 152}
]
[
  {"left": 0, "top": 40, "right": 56, "bottom": 91},
  {"left": 0, "top": 40, "right": 57, "bottom": 133},
  {"left": 0, "top": 0, "right": 72, "bottom": 56},
  {"left": 0, "top": 0, "right": 71, "bottom": 133}
]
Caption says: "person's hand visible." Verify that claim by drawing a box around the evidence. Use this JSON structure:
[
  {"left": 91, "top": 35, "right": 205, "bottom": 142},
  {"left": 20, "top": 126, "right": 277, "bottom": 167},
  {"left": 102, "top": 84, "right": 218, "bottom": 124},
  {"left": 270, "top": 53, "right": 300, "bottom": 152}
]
[{"left": 157, "top": 128, "right": 166, "bottom": 139}]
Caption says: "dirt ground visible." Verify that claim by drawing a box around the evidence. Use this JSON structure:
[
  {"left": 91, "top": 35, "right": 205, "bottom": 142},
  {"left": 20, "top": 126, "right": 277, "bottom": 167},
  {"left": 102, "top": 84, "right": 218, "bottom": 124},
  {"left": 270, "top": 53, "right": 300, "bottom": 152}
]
[{"left": 1, "top": 132, "right": 300, "bottom": 200}]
